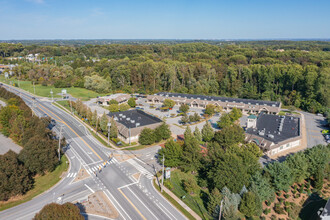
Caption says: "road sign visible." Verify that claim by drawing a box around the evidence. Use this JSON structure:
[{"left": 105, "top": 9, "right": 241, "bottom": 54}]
[{"left": 165, "top": 167, "right": 171, "bottom": 179}]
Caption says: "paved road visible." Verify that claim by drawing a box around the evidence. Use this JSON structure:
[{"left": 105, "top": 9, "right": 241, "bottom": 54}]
[
  {"left": 0, "top": 84, "right": 186, "bottom": 220},
  {"left": 301, "top": 111, "right": 327, "bottom": 148}
]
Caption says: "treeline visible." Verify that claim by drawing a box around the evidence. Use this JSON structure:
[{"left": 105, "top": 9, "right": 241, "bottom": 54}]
[
  {"left": 0, "top": 87, "right": 64, "bottom": 201},
  {"left": 158, "top": 120, "right": 330, "bottom": 218},
  {"left": 1, "top": 42, "right": 329, "bottom": 114}
]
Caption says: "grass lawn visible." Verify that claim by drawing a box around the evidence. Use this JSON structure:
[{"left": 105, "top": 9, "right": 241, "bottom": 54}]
[
  {"left": 0, "top": 155, "right": 69, "bottom": 211},
  {"left": 153, "top": 179, "right": 196, "bottom": 220},
  {"left": 169, "top": 169, "right": 211, "bottom": 219},
  {"left": 0, "top": 76, "right": 106, "bottom": 101}
]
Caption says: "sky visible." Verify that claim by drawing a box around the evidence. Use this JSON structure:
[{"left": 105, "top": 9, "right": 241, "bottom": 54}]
[{"left": 0, "top": 0, "right": 329, "bottom": 40}]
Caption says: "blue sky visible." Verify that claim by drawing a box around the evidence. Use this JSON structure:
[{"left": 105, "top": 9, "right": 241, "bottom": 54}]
[{"left": 1, "top": 0, "right": 329, "bottom": 40}]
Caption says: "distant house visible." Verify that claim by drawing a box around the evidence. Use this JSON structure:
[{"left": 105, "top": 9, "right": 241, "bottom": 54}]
[
  {"left": 245, "top": 113, "right": 302, "bottom": 157},
  {"left": 147, "top": 92, "right": 281, "bottom": 115},
  {"left": 97, "top": 94, "right": 130, "bottom": 106}
]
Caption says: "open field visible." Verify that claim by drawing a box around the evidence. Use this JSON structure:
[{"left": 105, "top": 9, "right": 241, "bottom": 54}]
[
  {"left": 0, "top": 76, "right": 106, "bottom": 101},
  {"left": 0, "top": 155, "right": 68, "bottom": 211}
]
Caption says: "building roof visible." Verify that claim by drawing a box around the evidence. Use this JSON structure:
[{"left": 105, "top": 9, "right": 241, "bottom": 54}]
[
  {"left": 108, "top": 109, "right": 162, "bottom": 129},
  {"left": 248, "top": 114, "right": 257, "bottom": 119},
  {"left": 246, "top": 113, "right": 300, "bottom": 144},
  {"left": 156, "top": 92, "right": 281, "bottom": 108}
]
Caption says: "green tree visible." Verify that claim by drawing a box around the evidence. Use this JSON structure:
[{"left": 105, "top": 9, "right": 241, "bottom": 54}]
[
  {"left": 305, "top": 144, "right": 330, "bottom": 176},
  {"left": 182, "top": 137, "right": 201, "bottom": 172},
  {"left": 0, "top": 151, "right": 33, "bottom": 201},
  {"left": 33, "top": 202, "right": 84, "bottom": 220},
  {"left": 182, "top": 173, "right": 199, "bottom": 195},
  {"left": 138, "top": 128, "right": 155, "bottom": 145},
  {"left": 264, "top": 161, "right": 293, "bottom": 191},
  {"left": 239, "top": 192, "right": 262, "bottom": 217},
  {"left": 249, "top": 171, "right": 274, "bottom": 202},
  {"left": 205, "top": 104, "right": 215, "bottom": 116},
  {"left": 179, "top": 104, "right": 189, "bottom": 113},
  {"left": 91, "top": 110, "right": 98, "bottom": 127},
  {"left": 183, "top": 126, "right": 193, "bottom": 143},
  {"left": 154, "top": 123, "right": 171, "bottom": 142},
  {"left": 158, "top": 140, "right": 183, "bottom": 167},
  {"left": 127, "top": 97, "right": 136, "bottom": 108},
  {"left": 214, "top": 124, "right": 245, "bottom": 148},
  {"left": 202, "top": 122, "right": 214, "bottom": 142},
  {"left": 221, "top": 187, "right": 241, "bottom": 219},
  {"left": 194, "top": 127, "right": 202, "bottom": 142},
  {"left": 109, "top": 104, "right": 119, "bottom": 112},
  {"left": 217, "top": 113, "right": 232, "bottom": 129},
  {"left": 208, "top": 188, "right": 222, "bottom": 215},
  {"left": 163, "top": 99, "right": 175, "bottom": 108},
  {"left": 19, "top": 134, "right": 59, "bottom": 174},
  {"left": 285, "top": 152, "right": 309, "bottom": 183},
  {"left": 314, "top": 169, "right": 324, "bottom": 190},
  {"left": 99, "top": 112, "right": 108, "bottom": 133},
  {"left": 109, "top": 117, "right": 118, "bottom": 138},
  {"left": 119, "top": 103, "right": 130, "bottom": 111},
  {"left": 181, "top": 115, "right": 189, "bottom": 124},
  {"left": 109, "top": 99, "right": 118, "bottom": 105}
]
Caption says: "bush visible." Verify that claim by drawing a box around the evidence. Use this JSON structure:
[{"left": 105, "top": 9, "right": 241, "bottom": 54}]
[
  {"left": 271, "top": 215, "right": 276, "bottom": 220},
  {"left": 164, "top": 180, "right": 173, "bottom": 190},
  {"left": 263, "top": 208, "right": 271, "bottom": 215},
  {"left": 284, "top": 194, "right": 290, "bottom": 199},
  {"left": 127, "top": 98, "right": 136, "bottom": 108},
  {"left": 274, "top": 203, "right": 285, "bottom": 214},
  {"left": 119, "top": 103, "right": 130, "bottom": 111},
  {"left": 265, "top": 200, "right": 272, "bottom": 206}
]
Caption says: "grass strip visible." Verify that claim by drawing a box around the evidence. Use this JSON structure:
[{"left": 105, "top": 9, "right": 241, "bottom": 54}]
[
  {"left": 153, "top": 179, "right": 196, "bottom": 220},
  {"left": 0, "top": 155, "right": 69, "bottom": 211}
]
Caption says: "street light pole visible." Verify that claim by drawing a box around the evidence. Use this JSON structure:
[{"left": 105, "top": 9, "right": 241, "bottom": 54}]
[
  {"left": 58, "top": 125, "right": 63, "bottom": 162},
  {"left": 161, "top": 154, "right": 165, "bottom": 192},
  {"left": 107, "top": 121, "right": 111, "bottom": 146}
]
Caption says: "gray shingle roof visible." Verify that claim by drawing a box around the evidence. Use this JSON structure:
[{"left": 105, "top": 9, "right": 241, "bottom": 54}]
[
  {"left": 156, "top": 92, "right": 281, "bottom": 107},
  {"left": 246, "top": 113, "right": 300, "bottom": 143}
]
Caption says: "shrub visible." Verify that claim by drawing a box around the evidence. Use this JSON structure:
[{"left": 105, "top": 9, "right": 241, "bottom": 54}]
[
  {"left": 271, "top": 215, "right": 276, "bottom": 220},
  {"left": 164, "top": 181, "right": 173, "bottom": 190},
  {"left": 274, "top": 203, "right": 285, "bottom": 214},
  {"left": 279, "top": 198, "right": 284, "bottom": 203},
  {"left": 284, "top": 194, "right": 290, "bottom": 199}
]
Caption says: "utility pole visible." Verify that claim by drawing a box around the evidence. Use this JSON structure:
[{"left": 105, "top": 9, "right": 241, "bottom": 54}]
[
  {"left": 33, "top": 81, "right": 36, "bottom": 95},
  {"left": 219, "top": 199, "right": 223, "bottom": 220},
  {"left": 50, "top": 89, "right": 53, "bottom": 102},
  {"left": 58, "top": 125, "right": 64, "bottom": 161},
  {"left": 161, "top": 154, "right": 165, "bottom": 192}
]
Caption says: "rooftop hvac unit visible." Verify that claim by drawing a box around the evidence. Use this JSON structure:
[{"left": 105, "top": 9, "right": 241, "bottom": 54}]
[
  {"left": 211, "top": 99, "right": 214, "bottom": 101},
  {"left": 114, "top": 117, "right": 118, "bottom": 121},
  {"left": 119, "top": 113, "right": 123, "bottom": 117},
  {"left": 268, "top": 134, "right": 274, "bottom": 139},
  {"left": 122, "top": 115, "right": 126, "bottom": 118},
  {"left": 197, "top": 97, "right": 200, "bottom": 100},
  {"left": 131, "top": 120, "right": 135, "bottom": 123},
  {"left": 126, "top": 118, "right": 130, "bottom": 121},
  {"left": 256, "top": 103, "right": 259, "bottom": 105},
  {"left": 178, "top": 96, "right": 181, "bottom": 98},
  {"left": 233, "top": 101, "right": 236, "bottom": 103},
  {"left": 258, "top": 131, "right": 265, "bottom": 136},
  {"left": 248, "top": 102, "right": 251, "bottom": 104},
  {"left": 136, "top": 123, "right": 140, "bottom": 127},
  {"left": 272, "top": 104, "right": 276, "bottom": 107}
]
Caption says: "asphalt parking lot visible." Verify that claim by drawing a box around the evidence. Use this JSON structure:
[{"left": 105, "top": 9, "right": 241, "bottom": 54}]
[{"left": 302, "top": 112, "right": 328, "bottom": 148}]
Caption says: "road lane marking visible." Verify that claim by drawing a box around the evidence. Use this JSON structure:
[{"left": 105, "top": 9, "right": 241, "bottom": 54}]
[
  {"left": 105, "top": 189, "right": 131, "bottom": 220},
  {"left": 158, "top": 202, "right": 177, "bottom": 220},
  {"left": 118, "top": 188, "right": 147, "bottom": 220},
  {"left": 84, "top": 184, "right": 95, "bottom": 193},
  {"left": 126, "top": 187, "right": 159, "bottom": 220}
]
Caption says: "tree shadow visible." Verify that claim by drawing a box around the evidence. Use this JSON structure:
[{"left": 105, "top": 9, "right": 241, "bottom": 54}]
[
  {"left": 299, "top": 193, "right": 326, "bottom": 220},
  {"left": 75, "top": 202, "right": 88, "bottom": 220}
]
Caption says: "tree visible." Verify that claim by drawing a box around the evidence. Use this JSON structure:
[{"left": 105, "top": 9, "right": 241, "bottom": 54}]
[
  {"left": 158, "top": 140, "right": 183, "bottom": 167},
  {"left": 239, "top": 192, "right": 262, "bottom": 217},
  {"left": 33, "top": 202, "right": 84, "bottom": 220},
  {"left": 109, "top": 99, "right": 118, "bottom": 105},
  {"left": 264, "top": 161, "right": 293, "bottom": 191},
  {"left": 208, "top": 188, "right": 222, "bottom": 215},
  {"left": 181, "top": 115, "right": 189, "bottom": 124},
  {"left": 193, "top": 112, "right": 200, "bottom": 122},
  {"left": 163, "top": 99, "right": 175, "bottom": 108},
  {"left": 0, "top": 151, "right": 33, "bottom": 201},
  {"left": 128, "top": 97, "right": 136, "bottom": 108},
  {"left": 138, "top": 128, "right": 155, "bottom": 145},
  {"left": 217, "top": 113, "right": 233, "bottom": 129},
  {"left": 109, "top": 104, "right": 119, "bottom": 112},
  {"left": 194, "top": 127, "right": 202, "bottom": 142},
  {"left": 99, "top": 112, "right": 108, "bottom": 133},
  {"left": 214, "top": 124, "right": 245, "bottom": 148},
  {"left": 205, "top": 104, "right": 215, "bottom": 116},
  {"left": 179, "top": 104, "right": 189, "bottom": 113},
  {"left": 183, "top": 126, "right": 193, "bottom": 143},
  {"left": 91, "top": 110, "right": 98, "bottom": 127},
  {"left": 314, "top": 169, "right": 324, "bottom": 190},
  {"left": 305, "top": 145, "right": 330, "bottom": 176},
  {"left": 182, "top": 173, "right": 199, "bottom": 195},
  {"left": 19, "top": 134, "right": 59, "bottom": 174},
  {"left": 84, "top": 75, "right": 111, "bottom": 93},
  {"left": 202, "top": 122, "right": 214, "bottom": 142},
  {"left": 109, "top": 117, "right": 118, "bottom": 138},
  {"left": 284, "top": 152, "right": 309, "bottom": 183},
  {"left": 154, "top": 123, "right": 171, "bottom": 142},
  {"left": 249, "top": 171, "right": 274, "bottom": 202},
  {"left": 182, "top": 137, "right": 201, "bottom": 172},
  {"left": 221, "top": 187, "right": 241, "bottom": 219},
  {"left": 119, "top": 103, "right": 130, "bottom": 111}
]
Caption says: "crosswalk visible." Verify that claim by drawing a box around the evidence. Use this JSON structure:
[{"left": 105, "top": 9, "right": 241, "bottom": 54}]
[
  {"left": 126, "top": 159, "right": 154, "bottom": 179},
  {"left": 86, "top": 157, "right": 119, "bottom": 174},
  {"left": 67, "top": 172, "right": 77, "bottom": 178}
]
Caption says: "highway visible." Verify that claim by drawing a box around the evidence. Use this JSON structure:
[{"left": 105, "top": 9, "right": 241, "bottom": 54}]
[{"left": 0, "top": 84, "right": 186, "bottom": 220}]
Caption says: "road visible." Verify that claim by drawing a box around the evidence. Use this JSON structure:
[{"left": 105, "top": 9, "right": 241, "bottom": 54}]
[{"left": 0, "top": 84, "right": 186, "bottom": 220}]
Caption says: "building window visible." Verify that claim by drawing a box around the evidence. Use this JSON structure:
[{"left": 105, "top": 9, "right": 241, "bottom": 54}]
[
  {"left": 280, "top": 146, "right": 283, "bottom": 150},
  {"left": 286, "top": 143, "right": 290, "bottom": 148}
]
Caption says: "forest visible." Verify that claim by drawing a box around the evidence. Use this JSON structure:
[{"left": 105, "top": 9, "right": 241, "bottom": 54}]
[{"left": 0, "top": 41, "right": 329, "bottom": 116}]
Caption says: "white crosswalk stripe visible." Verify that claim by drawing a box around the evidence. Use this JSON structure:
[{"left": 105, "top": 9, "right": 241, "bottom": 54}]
[
  {"left": 87, "top": 169, "right": 91, "bottom": 174},
  {"left": 126, "top": 159, "right": 154, "bottom": 179},
  {"left": 66, "top": 172, "right": 77, "bottom": 178}
]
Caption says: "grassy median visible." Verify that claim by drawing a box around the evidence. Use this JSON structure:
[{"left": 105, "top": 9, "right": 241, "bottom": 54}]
[{"left": 0, "top": 155, "right": 69, "bottom": 211}]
